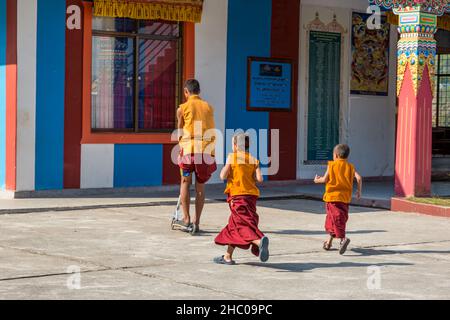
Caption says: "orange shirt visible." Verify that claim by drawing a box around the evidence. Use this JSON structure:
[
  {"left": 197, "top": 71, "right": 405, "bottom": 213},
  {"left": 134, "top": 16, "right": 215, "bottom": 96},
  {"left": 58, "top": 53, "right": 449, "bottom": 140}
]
[
  {"left": 225, "top": 152, "right": 260, "bottom": 198},
  {"left": 324, "top": 159, "right": 355, "bottom": 204},
  {"left": 179, "top": 95, "right": 216, "bottom": 156}
]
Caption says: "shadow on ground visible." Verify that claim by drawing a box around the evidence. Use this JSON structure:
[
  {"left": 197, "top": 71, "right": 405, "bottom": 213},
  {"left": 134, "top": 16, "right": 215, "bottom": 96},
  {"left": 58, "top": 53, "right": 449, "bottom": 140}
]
[
  {"left": 266, "top": 229, "right": 387, "bottom": 236},
  {"left": 242, "top": 261, "right": 413, "bottom": 273},
  {"left": 351, "top": 248, "right": 450, "bottom": 257},
  {"left": 257, "top": 199, "right": 382, "bottom": 214}
]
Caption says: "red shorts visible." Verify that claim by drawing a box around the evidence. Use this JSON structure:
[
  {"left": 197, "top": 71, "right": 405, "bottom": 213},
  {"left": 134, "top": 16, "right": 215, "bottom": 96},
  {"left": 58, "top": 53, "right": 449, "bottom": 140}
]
[
  {"left": 178, "top": 153, "right": 217, "bottom": 184},
  {"left": 325, "top": 202, "right": 349, "bottom": 239}
]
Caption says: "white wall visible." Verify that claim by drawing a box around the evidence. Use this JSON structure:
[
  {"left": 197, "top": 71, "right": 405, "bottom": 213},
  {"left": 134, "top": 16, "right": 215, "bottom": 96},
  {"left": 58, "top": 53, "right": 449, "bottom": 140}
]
[
  {"left": 302, "top": 0, "right": 370, "bottom": 10},
  {"left": 16, "top": 0, "right": 37, "bottom": 191},
  {"left": 347, "top": 26, "right": 397, "bottom": 177},
  {"left": 195, "top": 0, "right": 228, "bottom": 184},
  {"left": 297, "top": 2, "right": 398, "bottom": 179},
  {"left": 80, "top": 144, "right": 114, "bottom": 189}
]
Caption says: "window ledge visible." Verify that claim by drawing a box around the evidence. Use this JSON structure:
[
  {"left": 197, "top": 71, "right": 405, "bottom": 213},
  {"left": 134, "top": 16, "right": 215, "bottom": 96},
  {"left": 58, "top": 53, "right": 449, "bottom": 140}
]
[{"left": 81, "top": 132, "right": 176, "bottom": 145}]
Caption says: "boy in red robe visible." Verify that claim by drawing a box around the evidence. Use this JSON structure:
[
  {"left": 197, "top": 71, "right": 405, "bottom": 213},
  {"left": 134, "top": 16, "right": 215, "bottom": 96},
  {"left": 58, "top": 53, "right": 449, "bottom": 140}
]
[
  {"left": 214, "top": 134, "right": 269, "bottom": 265},
  {"left": 314, "top": 144, "right": 363, "bottom": 255}
]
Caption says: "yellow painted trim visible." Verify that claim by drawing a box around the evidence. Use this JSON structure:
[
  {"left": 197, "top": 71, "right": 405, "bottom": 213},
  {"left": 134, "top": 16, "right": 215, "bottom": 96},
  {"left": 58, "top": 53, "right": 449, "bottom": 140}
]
[{"left": 93, "top": 0, "right": 203, "bottom": 23}]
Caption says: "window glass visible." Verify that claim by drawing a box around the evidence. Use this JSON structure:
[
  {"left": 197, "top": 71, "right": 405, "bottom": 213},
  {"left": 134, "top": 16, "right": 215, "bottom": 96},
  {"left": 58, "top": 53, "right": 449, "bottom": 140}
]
[
  {"left": 92, "top": 17, "right": 136, "bottom": 33},
  {"left": 138, "top": 21, "right": 180, "bottom": 37},
  {"left": 138, "top": 39, "right": 178, "bottom": 130},
  {"left": 91, "top": 36, "right": 135, "bottom": 130},
  {"left": 439, "top": 54, "right": 449, "bottom": 74},
  {"left": 438, "top": 76, "right": 450, "bottom": 127},
  {"left": 433, "top": 54, "right": 450, "bottom": 128},
  {"left": 91, "top": 17, "right": 182, "bottom": 132}
]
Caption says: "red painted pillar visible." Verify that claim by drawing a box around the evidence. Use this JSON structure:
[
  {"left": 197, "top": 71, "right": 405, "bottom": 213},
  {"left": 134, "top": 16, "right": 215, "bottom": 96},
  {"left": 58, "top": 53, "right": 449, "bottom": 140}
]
[
  {"left": 6, "top": 0, "right": 17, "bottom": 191},
  {"left": 394, "top": 7, "right": 437, "bottom": 197},
  {"left": 269, "top": 0, "right": 300, "bottom": 181},
  {"left": 64, "top": 0, "right": 84, "bottom": 189}
]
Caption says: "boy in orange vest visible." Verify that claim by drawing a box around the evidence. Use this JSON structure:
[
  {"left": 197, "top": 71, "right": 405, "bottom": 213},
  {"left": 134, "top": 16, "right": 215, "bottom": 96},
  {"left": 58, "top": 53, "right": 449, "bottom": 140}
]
[
  {"left": 175, "top": 79, "right": 217, "bottom": 235},
  {"left": 314, "top": 144, "right": 363, "bottom": 255},
  {"left": 214, "top": 134, "right": 269, "bottom": 265}
]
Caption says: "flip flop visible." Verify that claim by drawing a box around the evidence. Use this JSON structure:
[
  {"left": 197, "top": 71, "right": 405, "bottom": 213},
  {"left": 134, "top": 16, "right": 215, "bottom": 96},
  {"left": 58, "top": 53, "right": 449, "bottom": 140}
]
[
  {"left": 323, "top": 241, "right": 332, "bottom": 251},
  {"left": 213, "top": 256, "right": 236, "bottom": 266},
  {"left": 339, "top": 238, "right": 351, "bottom": 255},
  {"left": 259, "top": 236, "right": 270, "bottom": 263}
]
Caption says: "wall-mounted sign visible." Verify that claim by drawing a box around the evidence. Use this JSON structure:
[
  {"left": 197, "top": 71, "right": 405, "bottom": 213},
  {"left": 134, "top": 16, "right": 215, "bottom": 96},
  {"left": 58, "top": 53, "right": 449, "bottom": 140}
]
[
  {"left": 307, "top": 31, "right": 341, "bottom": 161},
  {"left": 247, "top": 57, "right": 293, "bottom": 112}
]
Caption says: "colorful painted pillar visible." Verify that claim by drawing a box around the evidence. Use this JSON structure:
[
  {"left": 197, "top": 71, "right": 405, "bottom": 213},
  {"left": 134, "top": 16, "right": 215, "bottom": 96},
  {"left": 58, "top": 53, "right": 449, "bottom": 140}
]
[{"left": 393, "top": 5, "right": 438, "bottom": 197}]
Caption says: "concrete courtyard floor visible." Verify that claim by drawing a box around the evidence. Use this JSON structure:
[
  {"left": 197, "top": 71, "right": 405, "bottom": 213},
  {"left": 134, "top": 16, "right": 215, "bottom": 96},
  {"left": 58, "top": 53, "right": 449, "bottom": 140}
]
[{"left": 0, "top": 198, "right": 450, "bottom": 300}]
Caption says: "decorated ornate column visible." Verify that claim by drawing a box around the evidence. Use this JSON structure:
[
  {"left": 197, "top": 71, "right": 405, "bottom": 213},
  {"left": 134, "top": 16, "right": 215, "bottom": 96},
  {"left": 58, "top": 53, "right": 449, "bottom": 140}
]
[
  {"left": 395, "top": 4, "right": 438, "bottom": 197},
  {"left": 370, "top": 1, "right": 449, "bottom": 197}
]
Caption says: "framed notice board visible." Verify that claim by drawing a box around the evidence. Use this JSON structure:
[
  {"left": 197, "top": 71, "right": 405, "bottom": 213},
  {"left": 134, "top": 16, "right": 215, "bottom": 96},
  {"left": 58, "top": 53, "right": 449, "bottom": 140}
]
[
  {"left": 307, "top": 31, "right": 341, "bottom": 161},
  {"left": 247, "top": 57, "right": 293, "bottom": 112}
]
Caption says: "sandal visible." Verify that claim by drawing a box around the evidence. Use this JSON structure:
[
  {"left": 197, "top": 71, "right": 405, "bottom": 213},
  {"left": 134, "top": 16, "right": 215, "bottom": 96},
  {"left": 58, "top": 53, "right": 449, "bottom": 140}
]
[
  {"left": 339, "top": 238, "right": 351, "bottom": 255},
  {"left": 213, "top": 256, "right": 236, "bottom": 265},
  {"left": 323, "top": 241, "right": 332, "bottom": 251},
  {"left": 190, "top": 224, "right": 200, "bottom": 236},
  {"left": 259, "top": 237, "right": 270, "bottom": 263}
]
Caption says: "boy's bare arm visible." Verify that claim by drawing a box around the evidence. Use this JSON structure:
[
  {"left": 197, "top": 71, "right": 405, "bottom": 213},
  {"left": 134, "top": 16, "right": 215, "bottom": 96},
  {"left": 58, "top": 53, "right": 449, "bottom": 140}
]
[
  {"left": 211, "top": 110, "right": 217, "bottom": 143},
  {"left": 220, "top": 164, "right": 231, "bottom": 181},
  {"left": 314, "top": 169, "right": 329, "bottom": 184},
  {"left": 176, "top": 108, "right": 184, "bottom": 142},
  {"left": 355, "top": 171, "right": 363, "bottom": 199},
  {"left": 177, "top": 108, "right": 184, "bottom": 129},
  {"left": 255, "top": 166, "right": 264, "bottom": 184}
]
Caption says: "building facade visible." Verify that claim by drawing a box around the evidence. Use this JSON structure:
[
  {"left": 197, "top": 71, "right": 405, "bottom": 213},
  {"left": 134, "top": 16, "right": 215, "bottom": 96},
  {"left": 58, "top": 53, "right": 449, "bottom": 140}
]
[{"left": 0, "top": 0, "right": 449, "bottom": 195}]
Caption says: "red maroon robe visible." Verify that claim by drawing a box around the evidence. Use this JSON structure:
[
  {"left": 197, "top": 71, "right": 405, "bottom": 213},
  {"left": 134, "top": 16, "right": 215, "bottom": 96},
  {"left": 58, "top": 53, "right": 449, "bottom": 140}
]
[
  {"left": 325, "top": 202, "right": 349, "bottom": 239},
  {"left": 215, "top": 195, "right": 264, "bottom": 257}
]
